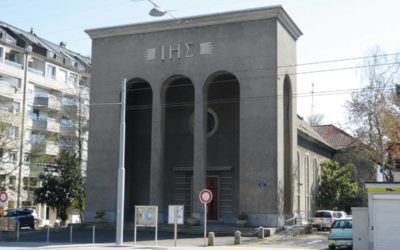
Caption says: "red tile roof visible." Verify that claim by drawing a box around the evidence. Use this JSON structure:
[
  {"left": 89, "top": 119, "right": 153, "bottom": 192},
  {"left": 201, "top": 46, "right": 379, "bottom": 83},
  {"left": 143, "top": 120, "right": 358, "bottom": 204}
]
[{"left": 311, "top": 124, "right": 357, "bottom": 150}]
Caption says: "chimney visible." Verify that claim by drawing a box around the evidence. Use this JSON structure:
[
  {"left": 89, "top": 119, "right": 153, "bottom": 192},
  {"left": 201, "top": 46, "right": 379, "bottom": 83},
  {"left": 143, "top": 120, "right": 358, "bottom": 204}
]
[{"left": 30, "top": 27, "right": 34, "bottom": 34}]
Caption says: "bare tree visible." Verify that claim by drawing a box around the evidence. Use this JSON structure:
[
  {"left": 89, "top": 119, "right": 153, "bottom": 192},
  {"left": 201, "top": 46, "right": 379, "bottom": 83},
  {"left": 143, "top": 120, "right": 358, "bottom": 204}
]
[
  {"left": 0, "top": 101, "right": 19, "bottom": 190},
  {"left": 307, "top": 113, "right": 325, "bottom": 126},
  {"left": 346, "top": 47, "right": 400, "bottom": 181}
]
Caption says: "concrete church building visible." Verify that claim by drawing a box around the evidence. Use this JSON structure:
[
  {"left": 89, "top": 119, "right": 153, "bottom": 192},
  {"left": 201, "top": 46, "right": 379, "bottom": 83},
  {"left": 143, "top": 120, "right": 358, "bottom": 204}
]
[{"left": 84, "top": 6, "right": 325, "bottom": 228}]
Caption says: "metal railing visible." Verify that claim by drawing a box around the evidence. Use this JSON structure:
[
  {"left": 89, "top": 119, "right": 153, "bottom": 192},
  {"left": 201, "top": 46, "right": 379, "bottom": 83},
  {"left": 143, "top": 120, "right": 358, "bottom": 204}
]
[{"left": 4, "top": 60, "right": 23, "bottom": 69}]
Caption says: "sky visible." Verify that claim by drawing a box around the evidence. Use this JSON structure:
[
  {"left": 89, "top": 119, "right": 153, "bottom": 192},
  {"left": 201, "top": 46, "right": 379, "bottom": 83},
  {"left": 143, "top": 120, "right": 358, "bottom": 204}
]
[{"left": 1, "top": 0, "right": 399, "bottom": 127}]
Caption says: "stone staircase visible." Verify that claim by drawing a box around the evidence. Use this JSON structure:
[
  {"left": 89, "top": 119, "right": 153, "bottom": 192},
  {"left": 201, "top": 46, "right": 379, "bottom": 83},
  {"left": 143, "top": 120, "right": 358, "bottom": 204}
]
[{"left": 271, "top": 224, "right": 313, "bottom": 241}]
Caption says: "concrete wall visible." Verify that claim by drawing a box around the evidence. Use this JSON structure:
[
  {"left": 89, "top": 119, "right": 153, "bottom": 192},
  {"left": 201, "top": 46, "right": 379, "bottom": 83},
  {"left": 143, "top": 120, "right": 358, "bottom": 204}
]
[
  {"left": 352, "top": 207, "right": 369, "bottom": 250},
  {"left": 296, "top": 137, "right": 332, "bottom": 222}
]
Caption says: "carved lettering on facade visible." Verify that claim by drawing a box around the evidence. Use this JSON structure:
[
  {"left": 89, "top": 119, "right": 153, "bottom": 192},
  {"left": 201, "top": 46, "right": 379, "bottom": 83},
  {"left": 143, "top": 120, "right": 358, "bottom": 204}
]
[
  {"left": 144, "top": 42, "right": 213, "bottom": 61},
  {"left": 169, "top": 44, "right": 181, "bottom": 60},
  {"left": 185, "top": 43, "right": 194, "bottom": 58}
]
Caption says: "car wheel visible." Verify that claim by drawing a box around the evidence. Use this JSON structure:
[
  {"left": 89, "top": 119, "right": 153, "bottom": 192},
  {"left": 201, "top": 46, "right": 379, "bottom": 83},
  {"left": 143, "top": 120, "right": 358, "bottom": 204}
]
[
  {"left": 329, "top": 246, "right": 336, "bottom": 250},
  {"left": 34, "top": 219, "right": 40, "bottom": 228},
  {"left": 30, "top": 223, "right": 35, "bottom": 230}
]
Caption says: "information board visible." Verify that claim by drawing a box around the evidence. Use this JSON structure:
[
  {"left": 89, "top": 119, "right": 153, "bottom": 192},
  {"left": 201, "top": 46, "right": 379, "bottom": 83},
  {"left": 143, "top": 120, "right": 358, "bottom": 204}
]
[
  {"left": 168, "top": 205, "right": 184, "bottom": 225},
  {"left": 135, "top": 206, "right": 158, "bottom": 227}
]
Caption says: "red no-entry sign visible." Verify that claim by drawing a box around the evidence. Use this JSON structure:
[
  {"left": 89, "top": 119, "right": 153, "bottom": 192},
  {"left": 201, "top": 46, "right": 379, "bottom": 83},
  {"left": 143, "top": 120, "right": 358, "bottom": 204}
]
[
  {"left": 199, "top": 189, "right": 213, "bottom": 204},
  {"left": 0, "top": 192, "right": 8, "bottom": 203}
]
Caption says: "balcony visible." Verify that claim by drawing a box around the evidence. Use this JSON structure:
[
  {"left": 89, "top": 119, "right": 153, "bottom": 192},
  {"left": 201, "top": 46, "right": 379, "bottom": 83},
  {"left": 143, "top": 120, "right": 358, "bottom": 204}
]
[
  {"left": 33, "top": 95, "right": 61, "bottom": 110},
  {"left": 28, "top": 67, "right": 44, "bottom": 76},
  {"left": 31, "top": 119, "right": 47, "bottom": 131},
  {"left": 47, "top": 118, "right": 60, "bottom": 133},
  {"left": 48, "top": 95, "right": 61, "bottom": 110},
  {"left": 30, "top": 117, "right": 60, "bottom": 133},
  {"left": 79, "top": 86, "right": 90, "bottom": 99},
  {"left": 4, "top": 60, "right": 23, "bottom": 69},
  {"left": 0, "top": 108, "right": 20, "bottom": 125},
  {"left": 60, "top": 125, "right": 76, "bottom": 137},
  {"left": 0, "top": 80, "right": 17, "bottom": 98},
  {"left": 45, "top": 141, "right": 59, "bottom": 156}
]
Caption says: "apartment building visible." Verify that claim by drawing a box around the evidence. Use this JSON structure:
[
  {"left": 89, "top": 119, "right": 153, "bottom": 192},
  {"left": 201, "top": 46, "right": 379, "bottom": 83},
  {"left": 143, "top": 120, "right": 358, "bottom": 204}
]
[{"left": 0, "top": 21, "right": 90, "bottom": 223}]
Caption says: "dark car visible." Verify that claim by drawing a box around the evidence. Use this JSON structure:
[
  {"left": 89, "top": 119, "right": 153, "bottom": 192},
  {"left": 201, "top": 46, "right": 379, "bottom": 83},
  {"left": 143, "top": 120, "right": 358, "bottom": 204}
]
[{"left": 4, "top": 208, "right": 35, "bottom": 230}]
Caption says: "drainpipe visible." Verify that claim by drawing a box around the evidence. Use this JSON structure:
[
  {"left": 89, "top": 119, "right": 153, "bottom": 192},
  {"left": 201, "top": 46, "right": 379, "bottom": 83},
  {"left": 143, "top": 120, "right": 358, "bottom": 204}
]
[{"left": 16, "top": 52, "right": 29, "bottom": 207}]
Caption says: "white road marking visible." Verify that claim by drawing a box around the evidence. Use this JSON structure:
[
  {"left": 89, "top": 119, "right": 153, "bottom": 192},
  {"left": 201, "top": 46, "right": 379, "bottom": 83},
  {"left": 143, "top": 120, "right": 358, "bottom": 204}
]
[{"left": 305, "top": 240, "right": 323, "bottom": 245}]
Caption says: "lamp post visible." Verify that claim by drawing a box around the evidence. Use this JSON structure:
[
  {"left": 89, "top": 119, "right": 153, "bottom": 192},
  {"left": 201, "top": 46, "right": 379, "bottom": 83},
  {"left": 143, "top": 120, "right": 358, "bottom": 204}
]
[
  {"left": 116, "top": 78, "right": 127, "bottom": 246},
  {"left": 147, "top": 0, "right": 167, "bottom": 16},
  {"left": 147, "top": 0, "right": 182, "bottom": 22}
]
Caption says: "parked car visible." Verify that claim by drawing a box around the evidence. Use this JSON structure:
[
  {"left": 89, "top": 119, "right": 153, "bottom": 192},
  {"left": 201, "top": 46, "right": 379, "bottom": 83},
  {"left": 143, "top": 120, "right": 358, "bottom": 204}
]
[
  {"left": 335, "top": 211, "right": 349, "bottom": 218},
  {"left": 27, "top": 209, "right": 42, "bottom": 227},
  {"left": 4, "top": 208, "right": 35, "bottom": 230},
  {"left": 311, "top": 210, "right": 340, "bottom": 231},
  {"left": 328, "top": 218, "right": 353, "bottom": 250}
]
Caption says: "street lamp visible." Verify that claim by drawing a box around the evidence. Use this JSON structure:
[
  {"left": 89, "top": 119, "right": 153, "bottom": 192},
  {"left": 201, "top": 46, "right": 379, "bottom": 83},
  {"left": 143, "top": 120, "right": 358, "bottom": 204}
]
[
  {"left": 116, "top": 78, "right": 126, "bottom": 246},
  {"left": 147, "top": 0, "right": 167, "bottom": 17},
  {"left": 146, "top": 0, "right": 183, "bottom": 22}
]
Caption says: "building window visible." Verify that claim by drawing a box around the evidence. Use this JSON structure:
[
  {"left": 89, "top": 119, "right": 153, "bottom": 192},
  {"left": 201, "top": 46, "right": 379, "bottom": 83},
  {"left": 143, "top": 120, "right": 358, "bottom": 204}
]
[
  {"left": 9, "top": 152, "right": 17, "bottom": 162},
  {"left": 189, "top": 108, "right": 219, "bottom": 137},
  {"left": 9, "top": 126, "right": 18, "bottom": 139},
  {"left": 8, "top": 200, "right": 15, "bottom": 209},
  {"left": 24, "top": 153, "right": 31, "bottom": 163},
  {"left": 59, "top": 69, "right": 67, "bottom": 83},
  {"left": 0, "top": 74, "right": 21, "bottom": 89},
  {"left": 62, "top": 95, "right": 75, "bottom": 105},
  {"left": 61, "top": 117, "right": 74, "bottom": 127},
  {"left": 12, "top": 102, "right": 20, "bottom": 114},
  {"left": 9, "top": 176, "right": 16, "bottom": 190},
  {"left": 30, "top": 109, "right": 47, "bottom": 121},
  {"left": 69, "top": 73, "right": 78, "bottom": 85},
  {"left": 22, "top": 201, "right": 33, "bottom": 208},
  {"left": 47, "top": 64, "right": 56, "bottom": 79},
  {"left": 22, "top": 177, "right": 37, "bottom": 190},
  {"left": 0, "top": 46, "right": 3, "bottom": 60},
  {"left": 47, "top": 51, "right": 56, "bottom": 59},
  {"left": 34, "top": 87, "right": 48, "bottom": 98},
  {"left": 0, "top": 175, "right": 6, "bottom": 191}
]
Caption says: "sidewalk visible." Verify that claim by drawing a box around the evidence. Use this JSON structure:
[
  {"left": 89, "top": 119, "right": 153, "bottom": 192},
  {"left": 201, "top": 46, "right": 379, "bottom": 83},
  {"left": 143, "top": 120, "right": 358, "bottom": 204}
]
[{"left": 0, "top": 242, "right": 321, "bottom": 250}]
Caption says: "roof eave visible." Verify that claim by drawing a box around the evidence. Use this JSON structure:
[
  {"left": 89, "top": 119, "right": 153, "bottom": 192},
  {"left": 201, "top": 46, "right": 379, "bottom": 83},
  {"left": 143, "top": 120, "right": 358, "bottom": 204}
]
[{"left": 86, "top": 6, "right": 302, "bottom": 40}]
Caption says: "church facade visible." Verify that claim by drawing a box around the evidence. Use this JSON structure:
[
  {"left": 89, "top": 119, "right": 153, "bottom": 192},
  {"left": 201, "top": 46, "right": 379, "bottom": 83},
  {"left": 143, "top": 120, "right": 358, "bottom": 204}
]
[{"left": 84, "top": 6, "right": 323, "bottom": 228}]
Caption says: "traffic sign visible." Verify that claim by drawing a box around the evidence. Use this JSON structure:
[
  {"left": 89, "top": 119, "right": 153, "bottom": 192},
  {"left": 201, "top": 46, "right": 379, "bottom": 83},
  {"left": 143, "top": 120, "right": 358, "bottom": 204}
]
[
  {"left": 0, "top": 192, "right": 7, "bottom": 203},
  {"left": 199, "top": 189, "right": 213, "bottom": 204}
]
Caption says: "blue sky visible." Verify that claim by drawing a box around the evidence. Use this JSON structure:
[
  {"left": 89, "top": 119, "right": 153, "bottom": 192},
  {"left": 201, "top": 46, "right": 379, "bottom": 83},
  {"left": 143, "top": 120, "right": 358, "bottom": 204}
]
[{"left": 2, "top": 0, "right": 399, "bottom": 126}]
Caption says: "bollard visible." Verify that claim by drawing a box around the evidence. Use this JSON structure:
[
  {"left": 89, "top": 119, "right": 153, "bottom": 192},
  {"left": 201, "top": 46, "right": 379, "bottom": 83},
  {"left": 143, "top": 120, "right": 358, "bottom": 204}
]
[
  {"left": 208, "top": 232, "right": 215, "bottom": 246},
  {"left": 16, "top": 221, "right": 20, "bottom": 241},
  {"left": 70, "top": 225, "right": 73, "bottom": 244},
  {"left": 234, "top": 231, "right": 241, "bottom": 245},
  {"left": 92, "top": 226, "right": 96, "bottom": 244},
  {"left": 46, "top": 227, "right": 50, "bottom": 242},
  {"left": 257, "top": 227, "right": 264, "bottom": 239}
]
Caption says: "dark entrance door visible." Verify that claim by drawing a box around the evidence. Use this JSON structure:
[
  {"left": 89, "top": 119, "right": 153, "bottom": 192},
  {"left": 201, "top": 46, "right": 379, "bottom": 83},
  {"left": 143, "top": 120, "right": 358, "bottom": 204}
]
[{"left": 206, "top": 177, "right": 219, "bottom": 220}]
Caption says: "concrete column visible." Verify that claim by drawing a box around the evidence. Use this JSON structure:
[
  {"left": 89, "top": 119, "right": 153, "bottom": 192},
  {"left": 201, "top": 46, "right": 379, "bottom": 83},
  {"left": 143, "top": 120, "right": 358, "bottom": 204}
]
[
  {"left": 149, "top": 88, "right": 165, "bottom": 220},
  {"left": 192, "top": 84, "right": 207, "bottom": 220}
]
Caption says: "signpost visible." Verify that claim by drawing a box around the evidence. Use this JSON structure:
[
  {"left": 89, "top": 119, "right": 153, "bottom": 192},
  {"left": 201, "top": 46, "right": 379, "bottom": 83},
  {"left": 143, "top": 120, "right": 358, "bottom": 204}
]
[
  {"left": 168, "top": 205, "right": 184, "bottom": 246},
  {"left": 199, "top": 189, "right": 213, "bottom": 247}
]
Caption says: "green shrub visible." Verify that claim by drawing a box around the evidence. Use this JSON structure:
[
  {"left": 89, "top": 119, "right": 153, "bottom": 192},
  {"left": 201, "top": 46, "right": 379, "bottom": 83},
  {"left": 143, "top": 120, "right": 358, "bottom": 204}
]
[{"left": 238, "top": 212, "right": 248, "bottom": 220}]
